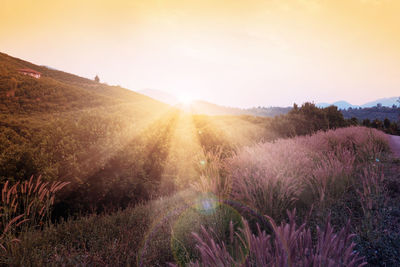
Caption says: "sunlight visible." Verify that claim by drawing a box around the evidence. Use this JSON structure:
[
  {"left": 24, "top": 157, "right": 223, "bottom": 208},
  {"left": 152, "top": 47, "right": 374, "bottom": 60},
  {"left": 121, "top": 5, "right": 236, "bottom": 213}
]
[
  {"left": 177, "top": 93, "right": 194, "bottom": 106},
  {"left": 160, "top": 112, "right": 204, "bottom": 189}
]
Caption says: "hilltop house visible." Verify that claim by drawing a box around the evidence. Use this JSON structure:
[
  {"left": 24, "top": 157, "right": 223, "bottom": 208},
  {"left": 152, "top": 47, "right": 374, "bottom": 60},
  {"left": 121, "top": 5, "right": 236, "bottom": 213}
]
[{"left": 18, "top": 68, "right": 41, "bottom": 79}]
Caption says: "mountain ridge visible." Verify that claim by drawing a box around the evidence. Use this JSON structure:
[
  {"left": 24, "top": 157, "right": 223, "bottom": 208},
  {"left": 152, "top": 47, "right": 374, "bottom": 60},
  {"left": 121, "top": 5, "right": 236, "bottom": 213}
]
[{"left": 317, "top": 97, "right": 399, "bottom": 109}]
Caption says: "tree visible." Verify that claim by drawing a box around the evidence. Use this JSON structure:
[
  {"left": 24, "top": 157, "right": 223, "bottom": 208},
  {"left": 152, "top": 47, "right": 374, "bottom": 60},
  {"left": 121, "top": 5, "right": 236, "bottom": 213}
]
[
  {"left": 94, "top": 75, "right": 100, "bottom": 83},
  {"left": 371, "top": 119, "right": 383, "bottom": 129},
  {"left": 397, "top": 97, "right": 400, "bottom": 123},
  {"left": 324, "top": 105, "right": 346, "bottom": 129},
  {"left": 376, "top": 103, "right": 382, "bottom": 108},
  {"left": 349, "top": 117, "right": 358, "bottom": 126},
  {"left": 362, "top": 119, "right": 371, "bottom": 127},
  {"left": 384, "top": 118, "right": 391, "bottom": 129}
]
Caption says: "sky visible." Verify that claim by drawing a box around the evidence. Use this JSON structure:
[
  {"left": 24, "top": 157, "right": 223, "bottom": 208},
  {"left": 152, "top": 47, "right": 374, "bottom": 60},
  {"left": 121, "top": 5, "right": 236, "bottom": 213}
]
[{"left": 1, "top": 0, "right": 399, "bottom": 108}]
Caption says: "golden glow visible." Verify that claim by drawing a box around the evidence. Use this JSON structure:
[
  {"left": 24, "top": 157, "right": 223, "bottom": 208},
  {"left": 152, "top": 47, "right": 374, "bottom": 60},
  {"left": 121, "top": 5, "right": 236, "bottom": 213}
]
[
  {"left": 1, "top": 0, "right": 400, "bottom": 107},
  {"left": 178, "top": 93, "right": 195, "bottom": 106}
]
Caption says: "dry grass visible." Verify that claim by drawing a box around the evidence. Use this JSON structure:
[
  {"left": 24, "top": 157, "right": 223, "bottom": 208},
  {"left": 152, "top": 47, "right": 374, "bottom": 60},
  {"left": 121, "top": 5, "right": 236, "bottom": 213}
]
[
  {"left": 219, "top": 127, "right": 390, "bottom": 220},
  {"left": 0, "top": 176, "right": 69, "bottom": 254},
  {"left": 184, "top": 126, "right": 390, "bottom": 266},
  {"left": 176, "top": 210, "right": 366, "bottom": 267}
]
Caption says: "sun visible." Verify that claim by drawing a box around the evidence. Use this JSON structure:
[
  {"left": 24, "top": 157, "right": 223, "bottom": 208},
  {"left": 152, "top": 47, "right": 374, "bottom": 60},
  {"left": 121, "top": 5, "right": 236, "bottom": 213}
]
[{"left": 178, "top": 93, "right": 194, "bottom": 105}]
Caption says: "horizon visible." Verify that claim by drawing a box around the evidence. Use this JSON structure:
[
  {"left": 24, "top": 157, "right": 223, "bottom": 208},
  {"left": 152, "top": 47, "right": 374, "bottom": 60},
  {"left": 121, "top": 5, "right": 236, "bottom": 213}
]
[
  {"left": 137, "top": 87, "right": 399, "bottom": 108},
  {"left": 1, "top": 0, "right": 400, "bottom": 108}
]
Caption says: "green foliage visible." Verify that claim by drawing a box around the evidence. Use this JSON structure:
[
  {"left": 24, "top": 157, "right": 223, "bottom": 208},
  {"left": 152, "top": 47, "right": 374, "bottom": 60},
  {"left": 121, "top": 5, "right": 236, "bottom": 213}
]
[
  {"left": 269, "top": 102, "right": 347, "bottom": 137},
  {"left": 0, "top": 52, "right": 174, "bottom": 216},
  {"left": 342, "top": 105, "right": 400, "bottom": 122},
  {"left": 362, "top": 117, "right": 400, "bottom": 135}
]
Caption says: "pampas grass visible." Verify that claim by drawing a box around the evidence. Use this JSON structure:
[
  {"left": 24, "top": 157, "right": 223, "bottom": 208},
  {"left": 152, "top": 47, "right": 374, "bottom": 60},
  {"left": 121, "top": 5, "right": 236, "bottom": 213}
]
[{"left": 0, "top": 176, "right": 69, "bottom": 253}]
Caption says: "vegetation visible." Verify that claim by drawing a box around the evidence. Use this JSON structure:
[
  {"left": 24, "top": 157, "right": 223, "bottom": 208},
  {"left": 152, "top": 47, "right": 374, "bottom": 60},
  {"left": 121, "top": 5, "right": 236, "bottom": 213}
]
[
  {"left": 360, "top": 117, "right": 400, "bottom": 136},
  {"left": 267, "top": 103, "right": 347, "bottom": 138},
  {"left": 1, "top": 52, "right": 399, "bottom": 265},
  {"left": 180, "top": 211, "right": 365, "bottom": 267},
  {"left": 0, "top": 176, "right": 68, "bottom": 257},
  {"left": 342, "top": 105, "right": 399, "bottom": 122},
  {"left": 2, "top": 126, "right": 396, "bottom": 266}
]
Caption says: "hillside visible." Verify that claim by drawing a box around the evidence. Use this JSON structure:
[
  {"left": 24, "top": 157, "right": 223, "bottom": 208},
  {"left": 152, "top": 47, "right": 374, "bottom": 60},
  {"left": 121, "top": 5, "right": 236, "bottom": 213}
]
[
  {"left": 138, "top": 88, "right": 179, "bottom": 105},
  {"left": 0, "top": 52, "right": 280, "bottom": 215},
  {"left": 0, "top": 52, "right": 178, "bottom": 213},
  {"left": 0, "top": 52, "right": 164, "bottom": 114}
]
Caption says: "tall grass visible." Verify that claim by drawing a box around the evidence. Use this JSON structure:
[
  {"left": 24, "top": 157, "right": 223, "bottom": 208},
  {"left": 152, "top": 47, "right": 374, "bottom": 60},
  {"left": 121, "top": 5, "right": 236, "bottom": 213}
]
[
  {"left": 192, "top": 149, "right": 232, "bottom": 200},
  {"left": 186, "top": 126, "right": 389, "bottom": 265},
  {"left": 225, "top": 127, "right": 389, "bottom": 219},
  {"left": 0, "top": 176, "right": 69, "bottom": 254},
  {"left": 179, "top": 210, "right": 366, "bottom": 267}
]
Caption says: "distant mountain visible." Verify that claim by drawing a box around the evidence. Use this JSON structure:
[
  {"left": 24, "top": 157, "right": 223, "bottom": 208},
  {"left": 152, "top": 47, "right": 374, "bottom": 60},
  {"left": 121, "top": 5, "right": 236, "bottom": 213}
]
[
  {"left": 182, "top": 100, "right": 245, "bottom": 116},
  {"left": 137, "top": 89, "right": 179, "bottom": 105},
  {"left": 333, "top": 101, "right": 359, "bottom": 109},
  {"left": 361, "top": 97, "right": 399, "bottom": 108},
  {"left": 317, "top": 101, "right": 359, "bottom": 109},
  {"left": 181, "top": 100, "right": 291, "bottom": 117},
  {"left": 135, "top": 88, "right": 291, "bottom": 117},
  {"left": 317, "top": 97, "right": 399, "bottom": 109}
]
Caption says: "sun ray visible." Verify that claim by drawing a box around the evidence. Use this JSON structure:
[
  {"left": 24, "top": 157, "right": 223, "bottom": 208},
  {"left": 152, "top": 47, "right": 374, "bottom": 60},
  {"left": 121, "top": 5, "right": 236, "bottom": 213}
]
[{"left": 160, "top": 111, "right": 205, "bottom": 191}]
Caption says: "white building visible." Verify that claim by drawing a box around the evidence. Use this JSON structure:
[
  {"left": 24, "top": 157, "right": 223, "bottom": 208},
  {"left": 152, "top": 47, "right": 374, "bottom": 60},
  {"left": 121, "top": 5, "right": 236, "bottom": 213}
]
[{"left": 18, "top": 68, "right": 41, "bottom": 79}]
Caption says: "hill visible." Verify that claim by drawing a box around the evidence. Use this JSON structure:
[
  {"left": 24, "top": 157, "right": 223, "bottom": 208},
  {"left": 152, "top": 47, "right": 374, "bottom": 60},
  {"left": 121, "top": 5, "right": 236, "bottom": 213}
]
[
  {"left": 138, "top": 88, "right": 179, "bottom": 105},
  {"left": 317, "top": 100, "right": 358, "bottom": 109},
  {"left": 0, "top": 52, "right": 280, "bottom": 215},
  {"left": 0, "top": 52, "right": 164, "bottom": 114},
  {"left": 136, "top": 89, "right": 291, "bottom": 117},
  {"left": 361, "top": 96, "right": 399, "bottom": 108},
  {"left": 177, "top": 100, "right": 291, "bottom": 117},
  {"left": 0, "top": 52, "right": 178, "bottom": 213}
]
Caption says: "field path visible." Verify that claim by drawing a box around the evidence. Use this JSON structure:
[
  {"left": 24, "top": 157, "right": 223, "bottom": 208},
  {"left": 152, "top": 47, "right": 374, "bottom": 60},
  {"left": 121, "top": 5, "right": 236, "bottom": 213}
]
[{"left": 389, "top": 134, "right": 400, "bottom": 158}]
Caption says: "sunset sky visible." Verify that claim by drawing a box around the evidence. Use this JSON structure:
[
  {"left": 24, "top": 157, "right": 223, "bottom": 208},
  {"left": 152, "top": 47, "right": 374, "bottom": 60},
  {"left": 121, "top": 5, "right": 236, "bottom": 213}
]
[{"left": 1, "top": 0, "right": 399, "bottom": 107}]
